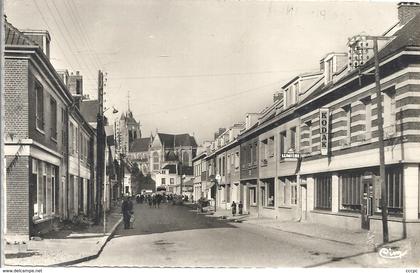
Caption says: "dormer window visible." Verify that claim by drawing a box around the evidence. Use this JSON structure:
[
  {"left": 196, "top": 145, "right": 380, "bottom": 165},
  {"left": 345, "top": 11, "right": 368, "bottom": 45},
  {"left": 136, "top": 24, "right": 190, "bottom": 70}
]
[{"left": 325, "top": 57, "right": 334, "bottom": 84}]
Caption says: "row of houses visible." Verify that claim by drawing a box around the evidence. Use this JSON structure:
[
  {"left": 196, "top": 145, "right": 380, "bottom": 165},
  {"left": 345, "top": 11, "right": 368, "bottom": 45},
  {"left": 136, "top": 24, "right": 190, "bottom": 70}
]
[
  {"left": 4, "top": 19, "right": 123, "bottom": 241},
  {"left": 193, "top": 2, "right": 420, "bottom": 239}
]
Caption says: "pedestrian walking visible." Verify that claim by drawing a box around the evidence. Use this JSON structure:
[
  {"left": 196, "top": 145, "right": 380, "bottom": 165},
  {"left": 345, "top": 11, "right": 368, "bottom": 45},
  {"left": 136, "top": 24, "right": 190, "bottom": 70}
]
[
  {"left": 157, "top": 194, "right": 162, "bottom": 208},
  {"left": 148, "top": 195, "right": 152, "bottom": 208},
  {"left": 231, "top": 201, "right": 237, "bottom": 216},
  {"left": 238, "top": 201, "right": 243, "bottom": 215},
  {"left": 152, "top": 194, "right": 157, "bottom": 208},
  {"left": 121, "top": 196, "right": 132, "bottom": 229}
]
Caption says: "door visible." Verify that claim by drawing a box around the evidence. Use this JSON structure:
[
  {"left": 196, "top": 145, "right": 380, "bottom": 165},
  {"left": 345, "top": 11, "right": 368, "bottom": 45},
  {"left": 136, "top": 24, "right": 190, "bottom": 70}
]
[
  {"left": 361, "top": 175, "right": 374, "bottom": 230},
  {"left": 301, "top": 184, "right": 307, "bottom": 221}
]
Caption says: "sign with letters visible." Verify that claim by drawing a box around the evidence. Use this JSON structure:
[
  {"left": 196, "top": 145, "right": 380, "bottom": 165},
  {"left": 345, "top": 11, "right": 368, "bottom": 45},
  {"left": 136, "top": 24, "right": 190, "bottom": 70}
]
[{"left": 319, "top": 108, "right": 329, "bottom": 155}]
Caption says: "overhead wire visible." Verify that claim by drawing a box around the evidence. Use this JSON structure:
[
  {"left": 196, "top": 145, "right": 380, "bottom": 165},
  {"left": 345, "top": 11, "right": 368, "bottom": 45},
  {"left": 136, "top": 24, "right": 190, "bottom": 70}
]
[
  {"left": 41, "top": 0, "right": 96, "bottom": 82},
  {"left": 136, "top": 79, "right": 285, "bottom": 116},
  {"left": 32, "top": 0, "right": 76, "bottom": 72},
  {"left": 63, "top": 0, "right": 103, "bottom": 69}
]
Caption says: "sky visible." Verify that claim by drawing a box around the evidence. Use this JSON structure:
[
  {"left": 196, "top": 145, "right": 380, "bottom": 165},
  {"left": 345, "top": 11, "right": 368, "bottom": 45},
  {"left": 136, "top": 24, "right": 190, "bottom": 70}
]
[{"left": 5, "top": 0, "right": 398, "bottom": 144}]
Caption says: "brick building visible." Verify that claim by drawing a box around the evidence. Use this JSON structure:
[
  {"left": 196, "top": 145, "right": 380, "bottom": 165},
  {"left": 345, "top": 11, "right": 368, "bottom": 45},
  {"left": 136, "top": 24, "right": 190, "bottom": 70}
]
[{"left": 4, "top": 20, "right": 97, "bottom": 240}]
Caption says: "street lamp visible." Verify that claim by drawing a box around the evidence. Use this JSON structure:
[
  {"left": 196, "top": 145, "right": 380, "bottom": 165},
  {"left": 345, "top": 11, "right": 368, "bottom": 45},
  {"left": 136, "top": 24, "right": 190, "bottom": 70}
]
[{"left": 214, "top": 174, "right": 221, "bottom": 212}]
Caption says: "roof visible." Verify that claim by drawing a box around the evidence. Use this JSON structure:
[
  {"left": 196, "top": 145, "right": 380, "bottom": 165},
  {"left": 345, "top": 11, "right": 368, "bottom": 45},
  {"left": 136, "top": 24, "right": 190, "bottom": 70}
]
[
  {"left": 162, "top": 164, "right": 177, "bottom": 174},
  {"left": 300, "top": 13, "right": 420, "bottom": 107},
  {"left": 5, "top": 20, "right": 36, "bottom": 46},
  {"left": 80, "top": 100, "right": 99, "bottom": 123},
  {"left": 157, "top": 133, "right": 197, "bottom": 148},
  {"left": 374, "top": 13, "right": 420, "bottom": 63},
  {"left": 129, "top": 138, "right": 150, "bottom": 153}
]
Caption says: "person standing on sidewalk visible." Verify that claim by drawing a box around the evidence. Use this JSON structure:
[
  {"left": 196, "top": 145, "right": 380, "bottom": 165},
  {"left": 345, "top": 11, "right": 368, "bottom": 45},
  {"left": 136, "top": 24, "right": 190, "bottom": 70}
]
[
  {"left": 231, "top": 201, "right": 237, "bottom": 216},
  {"left": 238, "top": 201, "right": 243, "bottom": 215},
  {"left": 121, "top": 196, "right": 131, "bottom": 229}
]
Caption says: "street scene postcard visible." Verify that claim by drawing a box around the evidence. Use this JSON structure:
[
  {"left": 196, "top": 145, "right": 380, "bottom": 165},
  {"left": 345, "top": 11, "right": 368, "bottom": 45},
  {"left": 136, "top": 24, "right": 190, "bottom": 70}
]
[{"left": 1, "top": 0, "right": 420, "bottom": 271}]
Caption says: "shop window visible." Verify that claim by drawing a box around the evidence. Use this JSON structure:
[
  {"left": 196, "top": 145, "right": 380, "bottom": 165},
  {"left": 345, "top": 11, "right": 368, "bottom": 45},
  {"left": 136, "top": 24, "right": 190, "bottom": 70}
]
[
  {"left": 267, "top": 180, "right": 275, "bottom": 207},
  {"left": 260, "top": 186, "right": 266, "bottom": 207},
  {"left": 32, "top": 159, "right": 38, "bottom": 219},
  {"left": 290, "top": 178, "right": 297, "bottom": 205},
  {"left": 386, "top": 166, "right": 403, "bottom": 214},
  {"left": 278, "top": 178, "right": 287, "bottom": 206},
  {"left": 315, "top": 174, "right": 332, "bottom": 210},
  {"left": 42, "top": 164, "right": 47, "bottom": 215},
  {"left": 250, "top": 187, "right": 257, "bottom": 206},
  {"left": 340, "top": 172, "right": 362, "bottom": 211}
]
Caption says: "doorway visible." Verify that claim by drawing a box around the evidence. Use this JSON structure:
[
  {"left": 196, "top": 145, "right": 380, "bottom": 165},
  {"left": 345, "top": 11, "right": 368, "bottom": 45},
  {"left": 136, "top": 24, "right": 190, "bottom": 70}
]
[{"left": 361, "top": 174, "right": 374, "bottom": 230}]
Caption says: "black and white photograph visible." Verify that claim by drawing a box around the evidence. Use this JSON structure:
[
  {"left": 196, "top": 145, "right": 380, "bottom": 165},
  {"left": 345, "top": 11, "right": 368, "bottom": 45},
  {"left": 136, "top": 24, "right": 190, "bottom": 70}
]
[{"left": 1, "top": 0, "right": 420, "bottom": 270}]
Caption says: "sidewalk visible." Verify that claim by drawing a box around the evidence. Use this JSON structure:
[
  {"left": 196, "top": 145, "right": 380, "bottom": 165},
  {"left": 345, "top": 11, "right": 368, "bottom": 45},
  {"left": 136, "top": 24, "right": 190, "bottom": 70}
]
[
  {"left": 203, "top": 208, "right": 420, "bottom": 267},
  {"left": 4, "top": 208, "right": 122, "bottom": 267}
]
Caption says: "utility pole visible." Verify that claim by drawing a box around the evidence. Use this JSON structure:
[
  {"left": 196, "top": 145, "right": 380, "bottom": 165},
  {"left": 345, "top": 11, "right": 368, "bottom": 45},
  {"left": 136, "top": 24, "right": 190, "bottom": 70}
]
[
  {"left": 373, "top": 37, "right": 389, "bottom": 243},
  {"left": 349, "top": 34, "right": 389, "bottom": 243},
  {"left": 96, "top": 70, "right": 104, "bottom": 225},
  {"left": 1, "top": 0, "right": 6, "bottom": 266}
]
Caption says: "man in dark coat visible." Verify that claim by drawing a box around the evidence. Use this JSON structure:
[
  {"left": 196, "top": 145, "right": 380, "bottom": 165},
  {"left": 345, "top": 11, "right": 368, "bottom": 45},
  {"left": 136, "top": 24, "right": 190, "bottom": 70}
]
[{"left": 121, "top": 196, "right": 131, "bottom": 229}]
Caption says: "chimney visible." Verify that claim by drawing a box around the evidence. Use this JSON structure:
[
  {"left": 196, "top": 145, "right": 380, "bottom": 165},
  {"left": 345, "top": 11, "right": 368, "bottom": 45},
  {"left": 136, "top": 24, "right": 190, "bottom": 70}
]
[
  {"left": 398, "top": 2, "right": 420, "bottom": 25},
  {"left": 21, "top": 30, "right": 51, "bottom": 59}
]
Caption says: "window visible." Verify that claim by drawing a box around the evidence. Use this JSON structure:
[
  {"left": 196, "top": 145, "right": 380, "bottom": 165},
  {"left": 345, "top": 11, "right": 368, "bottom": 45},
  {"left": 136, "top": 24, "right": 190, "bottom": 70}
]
[
  {"left": 170, "top": 178, "right": 174, "bottom": 185},
  {"left": 340, "top": 172, "right": 361, "bottom": 211},
  {"left": 386, "top": 166, "right": 403, "bottom": 214},
  {"left": 266, "top": 180, "right": 275, "bottom": 207},
  {"left": 250, "top": 187, "right": 257, "bottom": 206},
  {"left": 290, "top": 127, "right": 296, "bottom": 151},
  {"left": 42, "top": 163, "right": 47, "bottom": 215},
  {"left": 343, "top": 105, "right": 351, "bottom": 144},
  {"left": 161, "top": 178, "right": 166, "bottom": 185},
  {"left": 279, "top": 178, "right": 287, "bottom": 206},
  {"left": 234, "top": 152, "right": 240, "bottom": 169},
  {"left": 61, "top": 108, "right": 66, "bottom": 146},
  {"left": 227, "top": 155, "right": 231, "bottom": 173},
  {"left": 290, "top": 178, "right": 297, "bottom": 205},
  {"left": 153, "top": 152, "right": 159, "bottom": 170},
  {"left": 76, "top": 79, "right": 82, "bottom": 95},
  {"left": 78, "top": 177, "right": 84, "bottom": 213},
  {"left": 75, "top": 127, "right": 79, "bottom": 154},
  {"left": 50, "top": 98, "right": 57, "bottom": 140},
  {"left": 294, "top": 81, "right": 299, "bottom": 102},
  {"left": 302, "top": 120, "right": 312, "bottom": 154},
  {"left": 183, "top": 151, "right": 189, "bottom": 165},
  {"left": 383, "top": 87, "right": 396, "bottom": 129},
  {"left": 315, "top": 174, "right": 332, "bottom": 210},
  {"left": 35, "top": 83, "right": 44, "bottom": 131},
  {"left": 32, "top": 159, "right": 38, "bottom": 218},
  {"left": 261, "top": 139, "right": 268, "bottom": 164},
  {"left": 325, "top": 58, "right": 334, "bottom": 83},
  {"left": 249, "top": 144, "right": 253, "bottom": 166},
  {"left": 260, "top": 186, "right": 266, "bottom": 207},
  {"left": 361, "top": 97, "right": 372, "bottom": 139},
  {"left": 280, "top": 131, "right": 287, "bottom": 158},
  {"left": 51, "top": 166, "right": 56, "bottom": 214},
  {"left": 69, "top": 123, "right": 74, "bottom": 154},
  {"left": 268, "top": 136, "right": 274, "bottom": 157},
  {"left": 222, "top": 156, "right": 226, "bottom": 176}
]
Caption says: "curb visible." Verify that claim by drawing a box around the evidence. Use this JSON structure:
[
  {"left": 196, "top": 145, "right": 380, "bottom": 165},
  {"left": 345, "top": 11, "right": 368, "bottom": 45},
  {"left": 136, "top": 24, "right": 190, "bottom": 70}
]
[{"left": 50, "top": 217, "right": 123, "bottom": 267}]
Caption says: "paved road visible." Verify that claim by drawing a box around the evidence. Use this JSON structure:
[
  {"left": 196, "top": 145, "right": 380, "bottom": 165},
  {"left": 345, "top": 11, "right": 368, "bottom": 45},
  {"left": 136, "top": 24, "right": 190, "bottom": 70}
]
[{"left": 79, "top": 202, "right": 377, "bottom": 267}]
